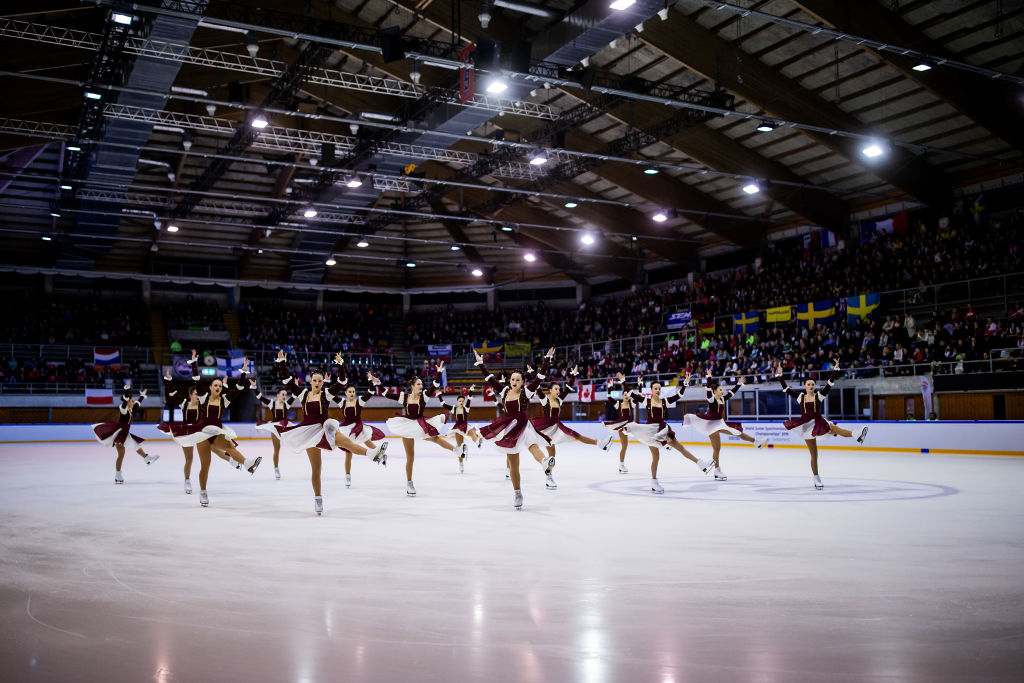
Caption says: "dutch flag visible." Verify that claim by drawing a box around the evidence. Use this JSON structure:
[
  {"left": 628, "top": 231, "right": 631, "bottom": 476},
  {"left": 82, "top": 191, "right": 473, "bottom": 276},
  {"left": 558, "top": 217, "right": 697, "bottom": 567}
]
[{"left": 93, "top": 348, "right": 120, "bottom": 366}]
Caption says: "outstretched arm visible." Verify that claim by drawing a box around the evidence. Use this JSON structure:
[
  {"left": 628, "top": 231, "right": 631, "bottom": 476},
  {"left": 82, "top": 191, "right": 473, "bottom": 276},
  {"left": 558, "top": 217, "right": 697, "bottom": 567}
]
[
  {"left": 474, "top": 351, "right": 505, "bottom": 392},
  {"left": 274, "top": 350, "right": 302, "bottom": 396},
  {"left": 819, "top": 365, "right": 841, "bottom": 397}
]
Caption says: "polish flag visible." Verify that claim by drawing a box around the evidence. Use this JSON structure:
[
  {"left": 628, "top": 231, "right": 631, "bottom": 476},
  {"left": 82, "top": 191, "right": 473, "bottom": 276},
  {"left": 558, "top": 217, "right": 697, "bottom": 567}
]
[
  {"left": 85, "top": 388, "right": 113, "bottom": 405},
  {"left": 578, "top": 384, "right": 594, "bottom": 403}
]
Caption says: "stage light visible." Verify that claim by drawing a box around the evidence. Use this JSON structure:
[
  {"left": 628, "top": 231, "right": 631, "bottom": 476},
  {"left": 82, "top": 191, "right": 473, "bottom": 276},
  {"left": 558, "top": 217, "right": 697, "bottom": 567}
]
[
  {"left": 326, "top": 257, "right": 337, "bottom": 266},
  {"left": 643, "top": 166, "right": 659, "bottom": 175},
  {"left": 406, "top": 262, "right": 416, "bottom": 268},
  {"left": 471, "top": 268, "right": 483, "bottom": 276},
  {"left": 742, "top": 183, "right": 761, "bottom": 195},
  {"left": 303, "top": 208, "right": 318, "bottom": 218},
  {"left": 610, "top": 0, "right": 636, "bottom": 10},
  {"left": 84, "top": 91, "right": 102, "bottom": 100},
  {"left": 67, "top": 145, "right": 81, "bottom": 152},
  {"left": 112, "top": 12, "right": 133, "bottom": 25},
  {"left": 450, "top": 244, "right": 461, "bottom": 251},
  {"left": 581, "top": 232, "right": 595, "bottom": 245},
  {"left": 42, "top": 235, "right": 53, "bottom": 241},
  {"left": 564, "top": 201, "right": 578, "bottom": 208},
  {"left": 912, "top": 62, "right": 933, "bottom": 72},
  {"left": 167, "top": 225, "right": 180, "bottom": 232},
  {"left": 756, "top": 121, "right": 775, "bottom": 132},
  {"left": 862, "top": 141, "right": 886, "bottom": 158},
  {"left": 652, "top": 211, "right": 668, "bottom": 223},
  {"left": 356, "top": 240, "right": 369, "bottom": 248},
  {"left": 251, "top": 115, "right": 269, "bottom": 129},
  {"left": 523, "top": 252, "right": 536, "bottom": 262},
  {"left": 485, "top": 78, "right": 508, "bottom": 94},
  {"left": 500, "top": 225, "right": 513, "bottom": 232},
  {"left": 529, "top": 152, "right": 548, "bottom": 166}
]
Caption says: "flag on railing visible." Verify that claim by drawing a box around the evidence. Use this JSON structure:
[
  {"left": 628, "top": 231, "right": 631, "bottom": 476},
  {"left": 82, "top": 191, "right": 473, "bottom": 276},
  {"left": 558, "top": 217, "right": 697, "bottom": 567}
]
[
  {"left": 93, "top": 348, "right": 120, "bottom": 367},
  {"left": 426, "top": 344, "right": 452, "bottom": 360},
  {"left": 732, "top": 311, "right": 759, "bottom": 334},
  {"left": 578, "top": 384, "right": 594, "bottom": 403},
  {"left": 85, "top": 388, "right": 113, "bottom": 406},
  {"left": 504, "top": 342, "right": 531, "bottom": 357},
  {"left": 765, "top": 306, "right": 792, "bottom": 323},
  {"left": 860, "top": 211, "right": 908, "bottom": 242},
  {"left": 846, "top": 293, "right": 880, "bottom": 324},
  {"left": 697, "top": 320, "right": 715, "bottom": 336},
  {"left": 968, "top": 194, "right": 987, "bottom": 226},
  {"left": 216, "top": 351, "right": 247, "bottom": 377},
  {"left": 482, "top": 385, "right": 495, "bottom": 402},
  {"left": 796, "top": 300, "right": 835, "bottom": 328},
  {"left": 473, "top": 342, "right": 503, "bottom": 355}
]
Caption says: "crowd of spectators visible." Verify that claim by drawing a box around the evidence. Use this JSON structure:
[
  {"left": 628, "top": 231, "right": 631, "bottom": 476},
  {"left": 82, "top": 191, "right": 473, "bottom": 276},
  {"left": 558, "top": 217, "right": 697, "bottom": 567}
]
[
  {"left": 0, "top": 356, "right": 144, "bottom": 389},
  {"left": 1, "top": 297, "right": 150, "bottom": 346},
  {"left": 237, "top": 302, "right": 395, "bottom": 356}
]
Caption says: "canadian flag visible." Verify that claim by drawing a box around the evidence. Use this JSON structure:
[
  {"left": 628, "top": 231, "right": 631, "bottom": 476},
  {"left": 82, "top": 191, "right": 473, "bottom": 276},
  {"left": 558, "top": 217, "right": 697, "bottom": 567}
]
[
  {"left": 85, "top": 388, "right": 113, "bottom": 406},
  {"left": 482, "top": 385, "right": 495, "bottom": 402},
  {"left": 578, "top": 383, "right": 594, "bottom": 403}
]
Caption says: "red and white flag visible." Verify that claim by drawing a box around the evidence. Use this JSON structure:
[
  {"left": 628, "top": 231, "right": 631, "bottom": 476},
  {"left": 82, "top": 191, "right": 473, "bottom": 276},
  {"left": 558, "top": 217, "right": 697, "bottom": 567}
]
[
  {"left": 578, "top": 384, "right": 594, "bottom": 403},
  {"left": 482, "top": 385, "right": 495, "bottom": 402},
  {"left": 85, "top": 388, "right": 113, "bottom": 406}
]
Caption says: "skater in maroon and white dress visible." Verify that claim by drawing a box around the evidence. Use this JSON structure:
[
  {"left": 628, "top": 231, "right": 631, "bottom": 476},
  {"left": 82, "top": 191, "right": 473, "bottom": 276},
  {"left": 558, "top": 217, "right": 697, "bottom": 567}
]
[
  {"left": 376, "top": 360, "right": 465, "bottom": 496},
  {"left": 330, "top": 354, "right": 386, "bottom": 488},
  {"left": 253, "top": 382, "right": 293, "bottom": 480},
  {"left": 157, "top": 371, "right": 201, "bottom": 494},
  {"left": 440, "top": 385, "right": 484, "bottom": 474},
  {"left": 274, "top": 351, "right": 387, "bottom": 514},
  {"left": 529, "top": 363, "right": 615, "bottom": 461},
  {"left": 603, "top": 378, "right": 639, "bottom": 474},
  {"left": 474, "top": 348, "right": 554, "bottom": 509},
  {"left": 164, "top": 350, "right": 261, "bottom": 507},
  {"left": 92, "top": 382, "right": 157, "bottom": 484},
  {"left": 614, "top": 372, "right": 715, "bottom": 494},
  {"left": 682, "top": 367, "right": 767, "bottom": 481},
  {"left": 775, "top": 361, "right": 868, "bottom": 490}
]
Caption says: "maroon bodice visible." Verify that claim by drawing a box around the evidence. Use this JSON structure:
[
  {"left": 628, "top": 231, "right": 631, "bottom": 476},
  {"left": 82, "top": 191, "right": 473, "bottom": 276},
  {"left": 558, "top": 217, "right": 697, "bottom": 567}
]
[
  {"left": 799, "top": 394, "right": 824, "bottom": 415},
  {"left": 706, "top": 400, "right": 726, "bottom": 420},
  {"left": 453, "top": 407, "right": 468, "bottom": 425},
  {"left": 503, "top": 391, "right": 529, "bottom": 417},
  {"left": 303, "top": 393, "right": 329, "bottom": 422},
  {"left": 203, "top": 399, "right": 224, "bottom": 421},
  {"left": 341, "top": 402, "right": 361, "bottom": 424},
  {"left": 403, "top": 394, "right": 426, "bottom": 417},
  {"left": 183, "top": 405, "right": 200, "bottom": 423},
  {"left": 542, "top": 399, "right": 561, "bottom": 419},
  {"left": 646, "top": 400, "right": 666, "bottom": 424},
  {"left": 118, "top": 407, "right": 134, "bottom": 425}
]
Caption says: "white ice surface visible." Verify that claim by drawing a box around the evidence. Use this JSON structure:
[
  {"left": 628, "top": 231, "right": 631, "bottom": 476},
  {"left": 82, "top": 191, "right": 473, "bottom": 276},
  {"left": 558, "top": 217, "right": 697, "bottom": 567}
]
[{"left": 1, "top": 437, "right": 1023, "bottom": 682}]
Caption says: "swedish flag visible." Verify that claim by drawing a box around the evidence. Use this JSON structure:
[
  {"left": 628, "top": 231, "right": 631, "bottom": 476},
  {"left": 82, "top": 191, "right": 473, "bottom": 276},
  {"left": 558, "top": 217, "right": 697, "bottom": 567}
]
[
  {"left": 733, "top": 311, "right": 759, "bottom": 334},
  {"left": 846, "top": 293, "right": 880, "bottom": 324},
  {"left": 796, "top": 300, "right": 835, "bottom": 328}
]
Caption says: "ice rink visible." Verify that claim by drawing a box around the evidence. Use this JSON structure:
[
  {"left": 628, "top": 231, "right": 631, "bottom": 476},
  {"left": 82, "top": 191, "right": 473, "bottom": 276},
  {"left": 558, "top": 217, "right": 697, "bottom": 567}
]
[{"left": 2, "top": 436, "right": 1022, "bottom": 682}]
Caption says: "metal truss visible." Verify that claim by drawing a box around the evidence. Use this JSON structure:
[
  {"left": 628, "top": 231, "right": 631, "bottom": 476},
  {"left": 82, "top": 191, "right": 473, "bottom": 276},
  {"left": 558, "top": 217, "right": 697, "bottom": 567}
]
[
  {"left": 101, "top": 105, "right": 544, "bottom": 180},
  {"left": 0, "top": 19, "right": 557, "bottom": 121},
  {"left": 0, "top": 118, "right": 76, "bottom": 139}
]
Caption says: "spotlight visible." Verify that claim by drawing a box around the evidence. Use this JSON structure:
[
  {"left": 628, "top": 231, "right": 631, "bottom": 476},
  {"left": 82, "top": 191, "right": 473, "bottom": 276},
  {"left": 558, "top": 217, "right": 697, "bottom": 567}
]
[
  {"left": 167, "top": 224, "right": 180, "bottom": 232},
  {"left": 485, "top": 78, "right": 508, "bottom": 94},
  {"left": 658, "top": 7, "right": 669, "bottom": 20},
  {"left": 610, "top": 0, "right": 636, "bottom": 10},
  {"left": 60, "top": 184, "right": 72, "bottom": 190},
  {"left": 523, "top": 252, "right": 536, "bottom": 262},
  {"left": 406, "top": 262, "right": 416, "bottom": 268},
  {"left": 564, "top": 201, "right": 578, "bottom": 208},
  {"left": 181, "top": 130, "right": 193, "bottom": 150},
  {"left": 205, "top": 104, "right": 216, "bottom": 116},
  {"left": 756, "top": 121, "right": 775, "bottom": 132},
  {"left": 326, "top": 257, "right": 337, "bottom": 266},
  {"left": 471, "top": 268, "right": 483, "bottom": 276},
  {"left": 350, "top": 123, "right": 360, "bottom": 135},
  {"left": 410, "top": 60, "right": 421, "bottom": 85},
  {"left": 450, "top": 244, "right": 461, "bottom": 251},
  {"left": 49, "top": 211, "right": 61, "bottom": 218},
  {"left": 84, "top": 91, "right": 102, "bottom": 100},
  {"left": 862, "top": 141, "right": 886, "bottom": 158},
  {"left": 245, "top": 31, "right": 259, "bottom": 58},
  {"left": 643, "top": 166, "right": 659, "bottom": 175},
  {"left": 356, "top": 240, "right": 369, "bottom": 248},
  {"left": 251, "top": 115, "right": 268, "bottom": 129},
  {"left": 580, "top": 56, "right": 590, "bottom": 68},
  {"left": 257, "top": 249, "right": 263, "bottom": 254},
  {"left": 528, "top": 152, "right": 548, "bottom": 166},
  {"left": 742, "top": 182, "right": 761, "bottom": 195},
  {"left": 346, "top": 177, "right": 363, "bottom": 188},
  {"left": 303, "top": 208, "right": 318, "bottom": 218},
  {"left": 111, "top": 12, "right": 133, "bottom": 25},
  {"left": 66, "top": 145, "right": 81, "bottom": 152},
  {"left": 652, "top": 211, "right": 668, "bottom": 223},
  {"left": 912, "top": 62, "right": 933, "bottom": 72},
  {"left": 500, "top": 225, "right": 514, "bottom": 232},
  {"left": 41, "top": 235, "right": 53, "bottom": 241},
  {"left": 479, "top": 11, "right": 491, "bottom": 29},
  {"left": 581, "top": 232, "right": 595, "bottom": 245}
]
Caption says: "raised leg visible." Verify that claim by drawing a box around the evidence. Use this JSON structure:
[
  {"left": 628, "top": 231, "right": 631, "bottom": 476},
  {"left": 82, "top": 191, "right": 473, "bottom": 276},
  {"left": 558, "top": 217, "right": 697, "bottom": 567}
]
[
  {"left": 668, "top": 439, "right": 698, "bottom": 463},
  {"left": 830, "top": 424, "right": 854, "bottom": 438},
  {"left": 425, "top": 435, "right": 455, "bottom": 451},
  {"left": 575, "top": 434, "right": 599, "bottom": 446},
  {"left": 334, "top": 432, "right": 369, "bottom": 455}
]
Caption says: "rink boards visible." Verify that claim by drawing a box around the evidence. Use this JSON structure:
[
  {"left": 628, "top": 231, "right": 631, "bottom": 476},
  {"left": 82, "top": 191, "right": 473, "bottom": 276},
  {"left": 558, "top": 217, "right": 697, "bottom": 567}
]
[{"left": 1, "top": 420, "right": 1021, "bottom": 456}]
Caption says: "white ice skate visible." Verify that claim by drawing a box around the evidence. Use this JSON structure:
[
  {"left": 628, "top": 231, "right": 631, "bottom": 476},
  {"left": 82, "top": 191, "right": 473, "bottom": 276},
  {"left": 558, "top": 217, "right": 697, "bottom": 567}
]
[
  {"left": 314, "top": 496, "right": 323, "bottom": 516},
  {"left": 618, "top": 462, "right": 629, "bottom": 474},
  {"left": 545, "top": 473, "right": 558, "bottom": 489},
  {"left": 459, "top": 461, "right": 465, "bottom": 474},
  {"left": 714, "top": 467, "right": 728, "bottom": 481},
  {"left": 697, "top": 457, "right": 715, "bottom": 474},
  {"left": 274, "top": 467, "right": 281, "bottom": 480},
  {"left": 143, "top": 453, "right": 159, "bottom": 466},
  {"left": 245, "top": 456, "right": 263, "bottom": 475},
  {"left": 857, "top": 427, "right": 869, "bottom": 444},
  {"left": 345, "top": 474, "right": 352, "bottom": 488},
  {"left": 650, "top": 478, "right": 664, "bottom": 494},
  {"left": 371, "top": 441, "right": 388, "bottom": 467},
  {"left": 184, "top": 479, "right": 192, "bottom": 495},
  {"left": 231, "top": 458, "right": 242, "bottom": 470},
  {"left": 599, "top": 435, "right": 615, "bottom": 451},
  {"left": 813, "top": 474, "right": 823, "bottom": 490},
  {"left": 458, "top": 442, "right": 469, "bottom": 460},
  {"left": 542, "top": 455, "right": 556, "bottom": 475},
  {"left": 754, "top": 435, "right": 768, "bottom": 448},
  {"left": 406, "top": 481, "right": 417, "bottom": 497},
  {"left": 114, "top": 471, "right": 124, "bottom": 485},
  {"left": 513, "top": 490, "right": 523, "bottom": 509},
  {"left": 505, "top": 467, "right": 511, "bottom": 480},
  {"left": 475, "top": 436, "right": 483, "bottom": 449},
  {"left": 199, "top": 490, "right": 209, "bottom": 507}
]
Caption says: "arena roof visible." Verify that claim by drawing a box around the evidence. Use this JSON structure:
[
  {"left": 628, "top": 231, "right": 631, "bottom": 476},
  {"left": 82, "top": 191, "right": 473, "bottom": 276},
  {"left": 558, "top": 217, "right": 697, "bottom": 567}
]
[{"left": 1, "top": 0, "right": 1022, "bottom": 290}]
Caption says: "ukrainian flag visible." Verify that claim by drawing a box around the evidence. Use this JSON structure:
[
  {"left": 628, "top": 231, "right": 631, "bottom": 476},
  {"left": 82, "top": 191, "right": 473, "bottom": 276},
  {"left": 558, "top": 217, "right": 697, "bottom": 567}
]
[
  {"left": 733, "top": 311, "right": 759, "bottom": 334},
  {"left": 796, "top": 300, "right": 835, "bottom": 328},
  {"left": 846, "top": 293, "right": 880, "bottom": 324},
  {"left": 766, "top": 306, "right": 792, "bottom": 323}
]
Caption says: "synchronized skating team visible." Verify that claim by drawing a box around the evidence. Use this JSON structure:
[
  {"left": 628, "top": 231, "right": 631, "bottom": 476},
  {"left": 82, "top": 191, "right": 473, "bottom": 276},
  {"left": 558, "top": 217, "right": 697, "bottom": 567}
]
[{"left": 91, "top": 349, "right": 868, "bottom": 514}]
